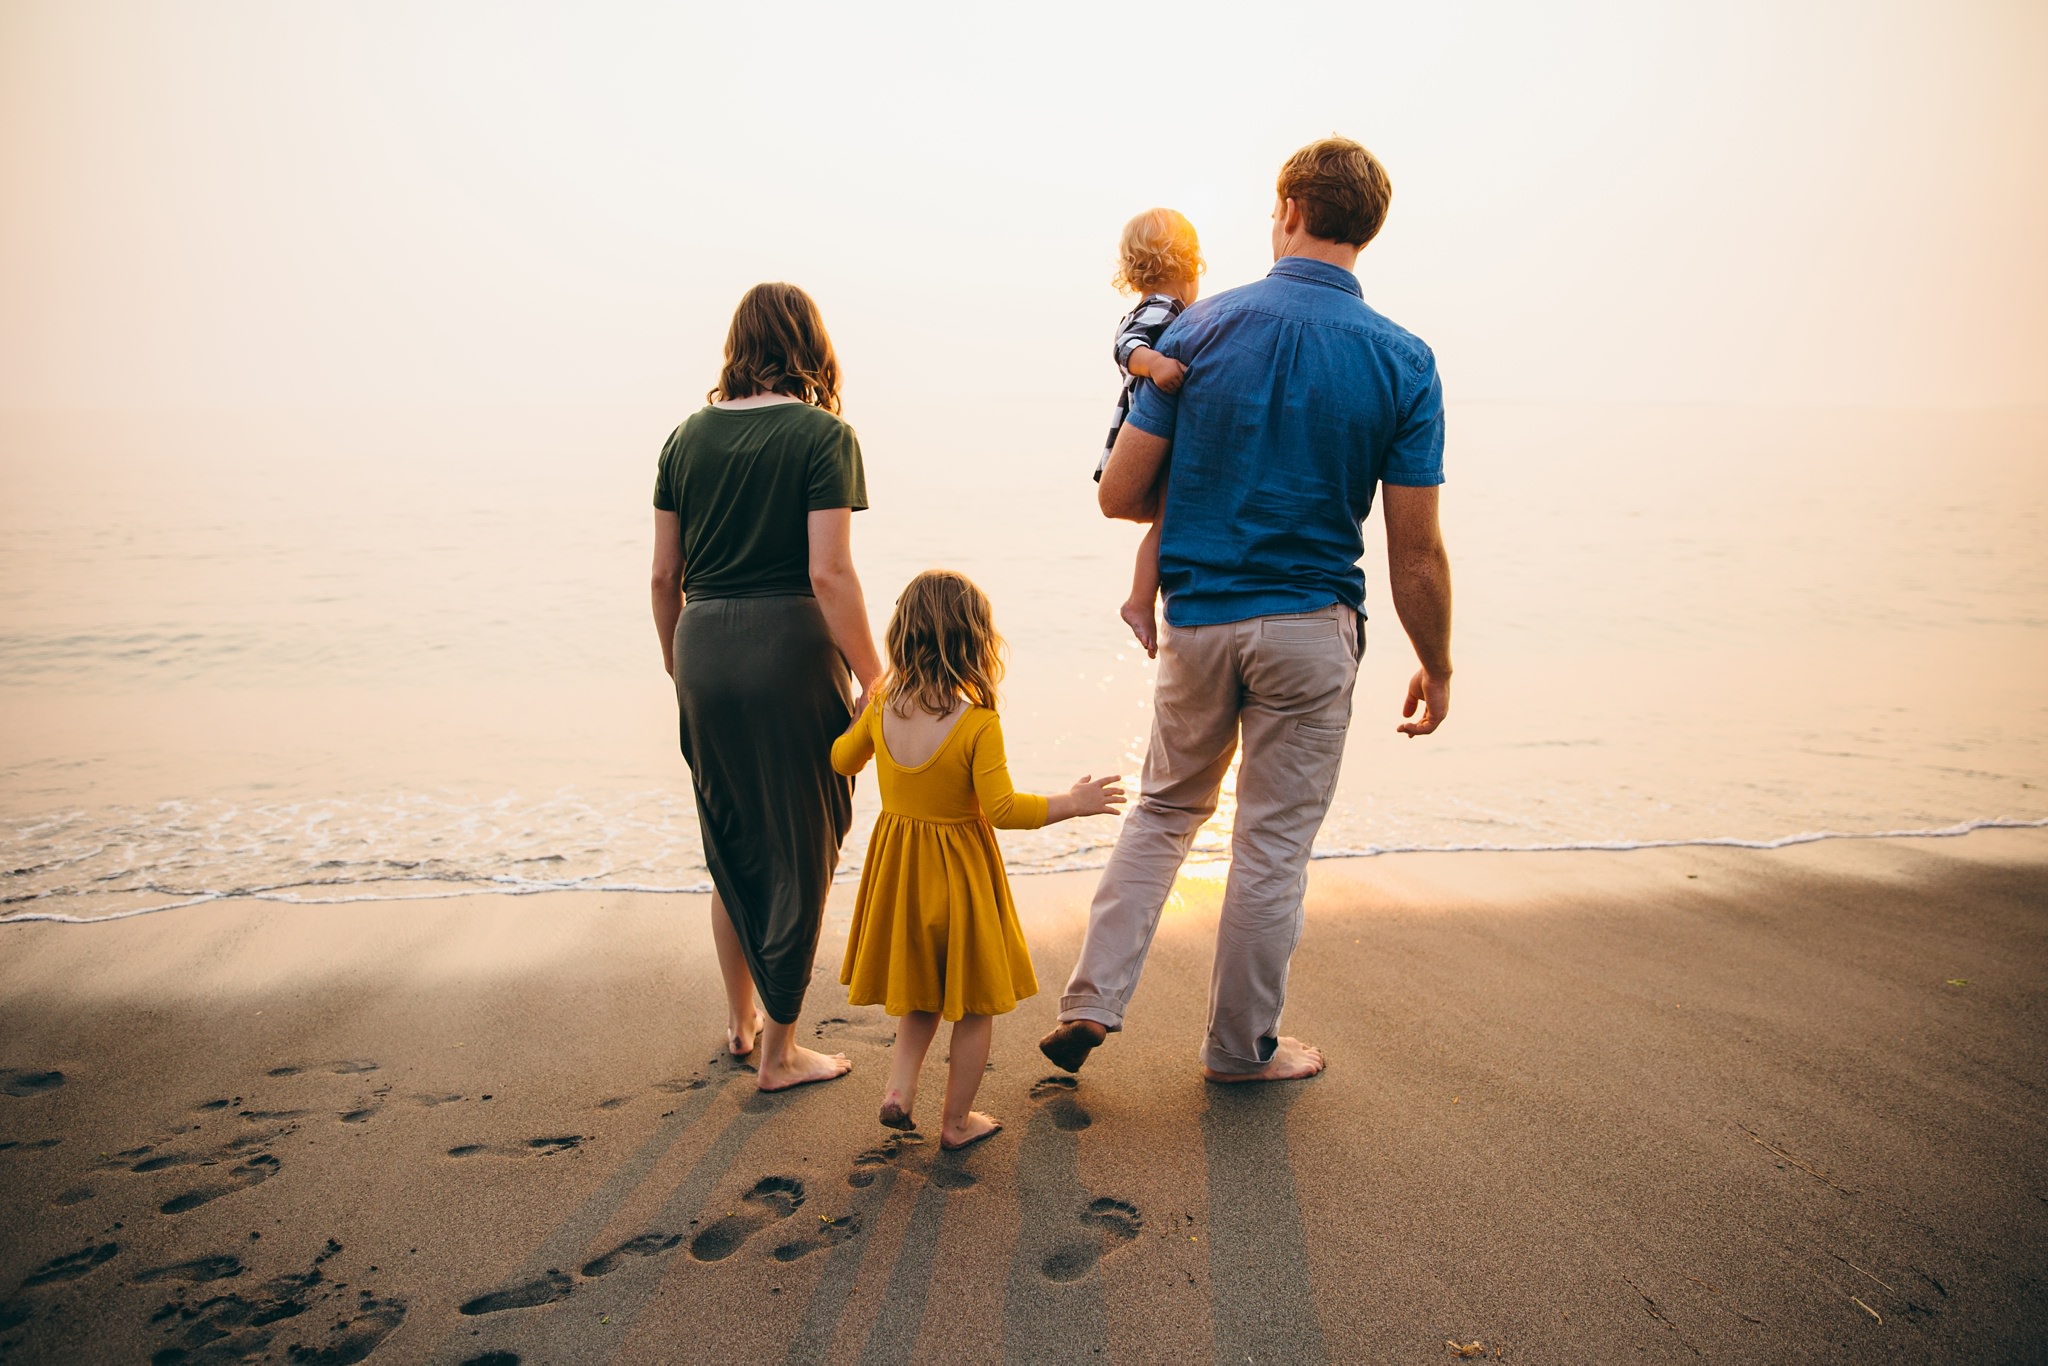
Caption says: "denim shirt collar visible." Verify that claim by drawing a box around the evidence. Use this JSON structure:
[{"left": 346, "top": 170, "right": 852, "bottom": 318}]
[{"left": 1267, "top": 256, "right": 1363, "bottom": 297}]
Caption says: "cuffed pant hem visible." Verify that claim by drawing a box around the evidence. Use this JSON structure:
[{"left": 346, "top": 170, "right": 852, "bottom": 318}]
[{"left": 1057, "top": 996, "right": 1125, "bottom": 1031}]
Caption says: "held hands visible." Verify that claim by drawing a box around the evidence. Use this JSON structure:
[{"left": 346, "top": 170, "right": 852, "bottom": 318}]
[
  {"left": 1398, "top": 668, "right": 1451, "bottom": 737},
  {"left": 1067, "top": 774, "right": 1128, "bottom": 817}
]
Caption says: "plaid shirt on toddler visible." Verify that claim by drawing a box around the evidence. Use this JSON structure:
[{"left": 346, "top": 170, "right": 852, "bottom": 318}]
[{"left": 1096, "top": 293, "right": 1185, "bottom": 480}]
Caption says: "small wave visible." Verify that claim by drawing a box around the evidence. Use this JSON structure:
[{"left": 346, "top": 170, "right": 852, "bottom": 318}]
[{"left": 5, "top": 815, "right": 2042, "bottom": 926}]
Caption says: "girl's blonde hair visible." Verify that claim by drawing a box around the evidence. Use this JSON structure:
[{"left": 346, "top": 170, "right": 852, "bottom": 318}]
[
  {"left": 709, "top": 282, "right": 843, "bottom": 414},
  {"left": 880, "top": 570, "right": 1004, "bottom": 718},
  {"left": 1113, "top": 208, "right": 1204, "bottom": 295}
]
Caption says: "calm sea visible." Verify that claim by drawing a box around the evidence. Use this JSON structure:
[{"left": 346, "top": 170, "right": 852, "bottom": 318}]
[{"left": 4, "top": 399, "right": 2044, "bottom": 922}]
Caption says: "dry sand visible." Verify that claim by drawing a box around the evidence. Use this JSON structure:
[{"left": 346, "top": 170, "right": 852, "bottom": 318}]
[{"left": 1, "top": 830, "right": 2044, "bottom": 1364}]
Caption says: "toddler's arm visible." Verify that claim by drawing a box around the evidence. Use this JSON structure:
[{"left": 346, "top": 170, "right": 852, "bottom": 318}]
[
  {"left": 1125, "top": 347, "right": 1187, "bottom": 394},
  {"left": 830, "top": 702, "right": 875, "bottom": 776}
]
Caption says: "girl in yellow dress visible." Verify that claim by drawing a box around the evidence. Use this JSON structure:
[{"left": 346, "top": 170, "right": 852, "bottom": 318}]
[{"left": 832, "top": 570, "right": 1126, "bottom": 1150}]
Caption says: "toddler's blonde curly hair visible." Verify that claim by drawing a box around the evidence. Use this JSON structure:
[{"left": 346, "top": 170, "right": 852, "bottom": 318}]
[{"left": 1113, "top": 208, "right": 1204, "bottom": 295}]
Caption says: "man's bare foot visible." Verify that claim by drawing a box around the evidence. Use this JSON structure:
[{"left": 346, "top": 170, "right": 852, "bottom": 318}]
[
  {"left": 727, "top": 1008, "right": 765, "bottom": 1058},
  {"left": 1202, "top": 1037, "right": 1324, "bottom": 1084},
  {"left": 879, "top": 1094, "right": 915, "bottom": 1131},
  {"left": 1038, "top": 1020, "right": 1107, "bottom": 1073},
  {"left": 939, "top": 1111, "right": 1002, "bottom": 1151},
  {"left": 1118, "top": 599, "right": 1158, "bottom": 659},
  {"left": 756, "top": 1045, "right": 853, "bottom": 1092}
]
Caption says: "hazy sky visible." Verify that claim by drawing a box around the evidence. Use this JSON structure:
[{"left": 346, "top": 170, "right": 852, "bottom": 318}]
[{"left": 2, "top": 0, "right": 2043, "bottom": 411}]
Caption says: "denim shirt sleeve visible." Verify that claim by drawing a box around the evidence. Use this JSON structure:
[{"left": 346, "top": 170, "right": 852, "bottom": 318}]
[{"left": 1382, "top": 354, "right": 1447, "bottom": 487}]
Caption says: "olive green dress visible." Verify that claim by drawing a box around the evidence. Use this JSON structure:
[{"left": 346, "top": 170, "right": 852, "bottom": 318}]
[{"left": 654, "top": 401, "right": 868, "bottom": 1025}]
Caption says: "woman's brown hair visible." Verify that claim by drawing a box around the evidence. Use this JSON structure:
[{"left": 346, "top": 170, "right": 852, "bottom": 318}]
[
  {"left": 709, "top": 282, "right": 843, "bottom": 414},
  {"left": 880, "top": 570, "right": 1004, "bottom": 718}
]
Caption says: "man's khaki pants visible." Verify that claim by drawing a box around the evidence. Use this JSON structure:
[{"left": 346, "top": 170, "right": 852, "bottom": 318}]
[{"left": 1059, "top": 603, "right": 1363, "bottom": 1074}]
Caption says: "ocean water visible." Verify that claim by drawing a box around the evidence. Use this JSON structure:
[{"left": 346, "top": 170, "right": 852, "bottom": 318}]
[{"left": 3, "top": 400, "right": 2044, "bottom": 922}]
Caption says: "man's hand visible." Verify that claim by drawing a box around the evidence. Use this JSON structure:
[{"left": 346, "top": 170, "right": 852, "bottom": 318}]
[
  {"left": 1129, "top": 347, "right": 1187, "bottom": 394},
  {"left": 1398, "top": 668, "right": 1450, "bottom": 736}
]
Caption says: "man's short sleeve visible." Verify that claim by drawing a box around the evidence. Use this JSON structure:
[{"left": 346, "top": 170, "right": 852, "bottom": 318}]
[
  {"left": 652, "top": 425, "right": 682, "bottom": 511},
  {"left": 807, "top": 416, "right": 870, "bottom": 512},
  {"left": 1382, "top": 360, "right": 1446, "bottom": 487}
]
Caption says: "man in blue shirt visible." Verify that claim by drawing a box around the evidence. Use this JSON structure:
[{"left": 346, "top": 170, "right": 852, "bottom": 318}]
[{"left": 1042, "top": 137, "right": 1456, "bottom": 1084}]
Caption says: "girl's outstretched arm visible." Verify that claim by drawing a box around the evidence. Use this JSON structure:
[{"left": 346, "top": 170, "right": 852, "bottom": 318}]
[
  {"left": 969, "top": 718, "right": 1050, "bottom": 829},
  {"left": 972, "top": 718, "right": 1125, "bottom": 827}
]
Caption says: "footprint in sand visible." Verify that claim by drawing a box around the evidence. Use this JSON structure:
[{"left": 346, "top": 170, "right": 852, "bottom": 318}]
[
  {"left": 1029, "top": 1075, "right": 1093, "bottom": 1131},
  {"left": 689, "top": 1177, "right": 806, "bottom": 1261},
  {"left": 446, "top": 1135, "right": 584, "bottom": 1159},
  {"left": 18, "top": 1244, "right": 119, "bottom": 1288},
  {"left": 848, "top": 1134, "right": 921, "bottom": 1188},
  {"left": 134, "top": 1255, "right": 245, "bottom": 1284},
  {"left": 149, "top": 1250, "right": 405, "bottom": 1361},
  {"left": 267, "top": 1059, "right": 380, "bottom": 1078},
  {"left": 1040, "top": 1198, "right": 1143, "bottom": 1283},
  {"left": 0, "top": 1070, "right": 66, "bottom": 1098},
  {"left": 581, "top": 1232, "right": 682, "bottom": 1278},
  {"left": 459, "top": 1270, "right": 574, "bottom": 1316},
  {"left": 772, "top": 1213, "right": 862, "bottom": 1262},
  {"left": 159, "top": 1153, "right": 280, "bottom": 1214},
  {"left": 812, "top": 1016, "right": 896, "bottom": 1048},
  {"left": 410, "top": 1091, "right": 466, "bottom": 1107}
]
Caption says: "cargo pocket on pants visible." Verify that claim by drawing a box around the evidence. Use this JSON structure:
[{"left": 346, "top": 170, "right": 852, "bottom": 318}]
[{"left": 1292, "top": 720, "right": 1347, "bottom": 753}]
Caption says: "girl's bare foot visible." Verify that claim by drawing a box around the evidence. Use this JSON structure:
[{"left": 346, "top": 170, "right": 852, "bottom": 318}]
[
  {"left": 1202, "top": 1036, "right": 1324, "bottom": 1084},
  {"left": 939, "top": 1111, "right": 1002, "bottom": 1150},
  {"left": 727, "top": 1008, "right": 766, "bottom": 1058},
  {"left": 1118, "top": 599, "right": 1158, "bottom": 658},
  {"left": 757, "top": 1045, "right": 853, "bottom": 1093},
  {"left": 879, "top": 1093, "right": 915, "bottom": 1131}
]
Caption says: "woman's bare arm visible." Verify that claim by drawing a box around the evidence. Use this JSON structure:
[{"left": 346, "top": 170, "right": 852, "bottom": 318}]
[
  {"left": 651, "top": 509, "right": 685, "bottom": 677},
  {"left": 808, "top": 508, "right": 883, "bottom": 713}
]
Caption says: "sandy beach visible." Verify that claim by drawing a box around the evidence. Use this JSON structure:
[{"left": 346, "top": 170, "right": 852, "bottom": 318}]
[{"left": 2, "top": 829, "right": 2043, "bottom": 1364}]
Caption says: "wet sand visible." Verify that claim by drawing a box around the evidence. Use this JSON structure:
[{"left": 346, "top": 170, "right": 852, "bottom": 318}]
[{"left": 1, "top": 830, "right": 2044, "bottom": 1364}]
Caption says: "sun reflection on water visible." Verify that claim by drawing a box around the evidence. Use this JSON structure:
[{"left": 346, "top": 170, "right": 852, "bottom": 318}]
[{"left": 1163, "top": 750, "right": 1240, "bottom": 912}]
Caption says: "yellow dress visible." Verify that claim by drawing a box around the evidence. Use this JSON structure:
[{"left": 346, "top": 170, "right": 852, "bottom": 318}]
[{"left": 832, "top": 703, "right": 1045, "bottom": 1020}]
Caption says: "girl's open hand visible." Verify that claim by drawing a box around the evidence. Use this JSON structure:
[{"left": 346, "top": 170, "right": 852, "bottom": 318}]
[{"left": 1068, "top": 774, "right": 1127, "bottom": 817}]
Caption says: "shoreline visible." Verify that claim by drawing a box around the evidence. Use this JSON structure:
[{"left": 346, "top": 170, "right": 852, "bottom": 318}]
[{"left": 7, "top": 814, "right": 2047, "bottom": 927}]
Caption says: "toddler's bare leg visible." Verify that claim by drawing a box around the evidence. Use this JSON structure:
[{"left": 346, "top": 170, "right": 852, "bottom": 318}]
[
  {"left": 882, "top": 1011, "right": 940, "bottom": 1129},
  {"left": 939, "top": 1014, "right": 1001, "bottom": 1149},
  {"left": 1119, "top": 521, "right": 1163, "bottom": 658}
]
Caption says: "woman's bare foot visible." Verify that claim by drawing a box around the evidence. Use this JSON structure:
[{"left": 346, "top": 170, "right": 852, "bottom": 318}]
[
  {"left": 726, "top": 1008, "right": 766, "bottom": 1058},
  {"left": 1202, "top": 1036, "right": 1324, "bottom": 1084},
  {"left": 879, "top": 1094, "right": 915, "bottom": 1131},
  {"left": 1038, "top": 1020, "right": 1107, "bottom": 1073},
  {"left": 1119, "top": 599, "right": 1158, "bottom": 658},
  {"left": 757, "top": 1045, "right": 853, "bottom": 1093},
  {"left": 939, "top": 1111, "right": 1002, "bottom": 1150}
]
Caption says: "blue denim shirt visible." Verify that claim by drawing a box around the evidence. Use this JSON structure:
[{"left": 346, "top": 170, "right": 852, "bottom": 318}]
[{"left": 1126, "top": 256, "right": 1445, "bottom": 627}]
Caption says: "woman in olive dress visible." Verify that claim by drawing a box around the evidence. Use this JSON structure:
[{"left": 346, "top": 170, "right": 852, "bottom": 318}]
[{"left": 650, "top": 282, "right": 882, "bottom": 1091}]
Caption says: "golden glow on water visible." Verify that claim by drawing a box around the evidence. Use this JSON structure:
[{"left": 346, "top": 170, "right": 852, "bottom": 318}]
[{"left": 1163, "top": 752, "right": 1241, "bottom": 912}]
